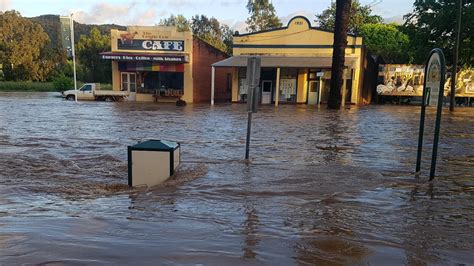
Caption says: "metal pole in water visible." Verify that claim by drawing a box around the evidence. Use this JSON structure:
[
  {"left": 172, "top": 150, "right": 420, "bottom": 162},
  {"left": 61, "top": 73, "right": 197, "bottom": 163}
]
[
  {"left": 70, "top": 13, "right": 77, "bottom": 103},
  {"left": 415, "top": 87, "right": 428, "bottom": 175},
  {"left": 245, "top": 111, "right": 252, "bottom": 160}
]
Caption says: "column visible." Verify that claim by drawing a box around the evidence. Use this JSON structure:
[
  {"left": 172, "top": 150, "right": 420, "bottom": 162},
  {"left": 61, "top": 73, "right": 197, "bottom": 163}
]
[
  {"left": 275, "top": 67, "right": 280, "bottom": 106},
  {"left": 211, "top": 66, "right": 215, "bottom": 105}
]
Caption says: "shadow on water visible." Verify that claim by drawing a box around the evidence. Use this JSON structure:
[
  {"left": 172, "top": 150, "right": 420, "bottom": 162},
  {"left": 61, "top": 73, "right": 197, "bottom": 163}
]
[{"left": 0, "top": 92, "right": 473, "bottom": 264}]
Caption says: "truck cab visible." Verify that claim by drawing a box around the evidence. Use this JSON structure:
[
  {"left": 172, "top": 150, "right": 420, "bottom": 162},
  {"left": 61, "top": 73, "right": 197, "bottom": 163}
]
[{"left": 62, "top": 83, "right": 97, "bottom": 101}]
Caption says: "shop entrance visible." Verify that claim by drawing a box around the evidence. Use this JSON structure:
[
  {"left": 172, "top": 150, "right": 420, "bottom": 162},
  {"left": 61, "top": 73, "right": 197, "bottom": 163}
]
[
  {"left": 121, "top": 72, "right": 137, "bottom": 101},
  {"left": 261, "top": 80, "right": 272, "bottom": 104},
  {"left": 308, "top": 80, "right": 320, "bottom": 105}
]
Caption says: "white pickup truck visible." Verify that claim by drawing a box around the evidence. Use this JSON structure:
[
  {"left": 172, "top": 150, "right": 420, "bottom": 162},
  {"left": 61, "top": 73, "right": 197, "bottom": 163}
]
[{"left": 62, "top": 83, "right": 128, "bottom": 102}]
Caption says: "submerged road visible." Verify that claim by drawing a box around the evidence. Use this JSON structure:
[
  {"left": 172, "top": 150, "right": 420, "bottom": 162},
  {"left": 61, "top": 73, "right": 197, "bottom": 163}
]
[{"left": 0, "top": 92, "right": 473, "bottom": 264}]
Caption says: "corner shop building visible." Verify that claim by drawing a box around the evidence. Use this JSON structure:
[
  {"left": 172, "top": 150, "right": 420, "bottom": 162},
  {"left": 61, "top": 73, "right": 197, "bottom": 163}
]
[{"left": 212, "top": 16, "right": 365, "bottom": 105}]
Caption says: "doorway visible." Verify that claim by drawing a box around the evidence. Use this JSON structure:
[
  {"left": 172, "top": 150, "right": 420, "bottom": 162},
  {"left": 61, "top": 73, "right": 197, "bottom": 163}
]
[
  {"left": 307, "top": 80, "right": 320, "bottom": 105},
  {"left": 261, "top": 80, "right": 272, "bottom": 104},
  {"left": 121, "top": 72, "right": 137, "bottom": 101}
]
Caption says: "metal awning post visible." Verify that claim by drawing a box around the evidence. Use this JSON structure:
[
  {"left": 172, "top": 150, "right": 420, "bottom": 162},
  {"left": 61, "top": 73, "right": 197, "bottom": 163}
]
[{"left": 211, "top": 66, "right": 215, "bottom": 105}]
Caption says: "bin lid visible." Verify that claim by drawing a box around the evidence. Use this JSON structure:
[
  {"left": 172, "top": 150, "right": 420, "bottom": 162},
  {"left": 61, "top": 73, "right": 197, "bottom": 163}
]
[{"left": 130, "top": 140, "right": 179, "bottom": 151}]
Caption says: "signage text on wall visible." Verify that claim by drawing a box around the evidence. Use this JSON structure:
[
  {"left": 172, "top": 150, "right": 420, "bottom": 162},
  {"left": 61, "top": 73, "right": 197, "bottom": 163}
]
[
  {"left": 101, "top": 54, "right": 187, "bottom": 63},
  {"left": 118, "top": 39, "right": 184, "bottom": 52}
]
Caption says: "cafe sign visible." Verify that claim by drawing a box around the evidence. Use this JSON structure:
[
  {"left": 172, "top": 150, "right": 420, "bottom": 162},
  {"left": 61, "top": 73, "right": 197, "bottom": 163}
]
[{"left": 118, "top": 39, "right": 185, "bottom": 52}]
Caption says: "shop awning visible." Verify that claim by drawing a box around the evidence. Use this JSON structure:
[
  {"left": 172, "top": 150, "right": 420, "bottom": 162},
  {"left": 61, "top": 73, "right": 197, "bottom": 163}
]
[
  {"left": 100, "top": 51, "right": 189, "bottom": 63},
  {"left": 212, "top": 55, "right": 358, "bottom": 68}
]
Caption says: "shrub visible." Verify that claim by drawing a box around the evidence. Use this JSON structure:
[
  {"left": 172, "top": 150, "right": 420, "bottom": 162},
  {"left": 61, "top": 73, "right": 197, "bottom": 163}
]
[
  {"left": 53, "top": 74, "right": 73, "bottom": 92},
  {"left": 0, "top": 81, "right": 54, "bottom": 91}
]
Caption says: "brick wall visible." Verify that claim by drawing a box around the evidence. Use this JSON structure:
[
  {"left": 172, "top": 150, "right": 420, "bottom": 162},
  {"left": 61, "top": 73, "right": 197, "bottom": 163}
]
[{"left": 192, "top": 38, "right": 232, "bottom": 103}]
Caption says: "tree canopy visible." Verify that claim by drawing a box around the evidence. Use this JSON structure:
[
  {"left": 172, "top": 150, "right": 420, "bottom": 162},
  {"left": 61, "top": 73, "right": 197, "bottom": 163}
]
[
  {"left": 158, "top": 14, "right": 190, "bottom": 32},
  {"left": 245, "top": 0, "right": 282, "bottom": 32},
  {"left": 315, "top": 0, "right": 382, "bottom": 35},
  {"left": 76, "top": 27, "right": 111, "bottom": 83},
  {"left": 0, "top": 10, "right": 54, "bottom": 81},
  {"left": 159, "top": 14, "right": 233, "bottom": 54},
  {"left": 403, "top": 0, "right": 473, "bottom": 66},
  {"left": 360, "top": 23, "right": 410, "bottom": 63}
]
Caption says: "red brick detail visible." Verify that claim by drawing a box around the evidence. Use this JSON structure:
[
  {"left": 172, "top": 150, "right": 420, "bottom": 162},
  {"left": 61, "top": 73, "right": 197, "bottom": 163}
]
[{"left": 192, "top": 38, "right": 232, "bottom": 103}]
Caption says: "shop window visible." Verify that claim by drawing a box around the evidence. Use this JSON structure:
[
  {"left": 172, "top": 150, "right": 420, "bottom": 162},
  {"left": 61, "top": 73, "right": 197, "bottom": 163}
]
[
  {"left": 238, "top": 67, "right": 248, "bottom": 101},
  {"left": 141, "top": 72, "right": 184, "bottom": 96},
  {"left": 277, "top": 68, "right": 297, "bottom": 102}
]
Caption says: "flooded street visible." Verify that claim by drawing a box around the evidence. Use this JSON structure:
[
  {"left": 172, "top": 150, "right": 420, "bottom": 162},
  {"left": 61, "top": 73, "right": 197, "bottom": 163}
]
[{"left": 1, "top": 92, "right": 473, "bottom": 264}]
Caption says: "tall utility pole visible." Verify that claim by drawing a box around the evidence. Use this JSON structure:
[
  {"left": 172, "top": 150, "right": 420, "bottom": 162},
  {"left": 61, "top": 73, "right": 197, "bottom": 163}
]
[
  {"left": 70, "top": 13, "right": 78, "bottom": 102},
  {"left": 328, "top": 0, "right": 352, "bottom": 109},
  {"left": 450, "top": 0, "right": 462, "bottom": 111}
]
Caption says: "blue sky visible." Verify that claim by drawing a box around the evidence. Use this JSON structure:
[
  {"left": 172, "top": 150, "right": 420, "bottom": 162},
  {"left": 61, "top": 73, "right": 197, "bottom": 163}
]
[{"left": 1, "top": 0, "right": 414, "bottom": 32}]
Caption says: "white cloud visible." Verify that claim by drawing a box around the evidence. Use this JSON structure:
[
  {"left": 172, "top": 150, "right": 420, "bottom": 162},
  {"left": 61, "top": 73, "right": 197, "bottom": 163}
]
[
  {"left": 0, "top": 0, "right": 11, "bottom": 11},
  {"left": 71, "top": 1, "right": 164, "bottom": 25},
  {"left": 383, "top": 15, "right": 405, "bottom": 24}
]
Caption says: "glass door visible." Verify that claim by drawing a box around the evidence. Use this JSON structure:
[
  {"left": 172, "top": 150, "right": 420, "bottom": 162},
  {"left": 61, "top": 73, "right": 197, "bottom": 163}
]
[
  {"left": 121, "top": 72, "right": 137, "bottom": 101},
  {"left": 307, "top": 80, "right": 320, "bottom": 105}
]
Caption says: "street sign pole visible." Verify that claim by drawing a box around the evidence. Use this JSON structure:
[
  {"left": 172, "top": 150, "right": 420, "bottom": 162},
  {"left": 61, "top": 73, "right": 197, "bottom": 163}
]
[
  {"left": 70, "top": 14, "right": 78, "bottom": 103},
  {"left": 415, "top": 48, "right": 446, "bottom": 180},
  {"left": 245, "top": 57, "right": 261, "bottom": 160}
]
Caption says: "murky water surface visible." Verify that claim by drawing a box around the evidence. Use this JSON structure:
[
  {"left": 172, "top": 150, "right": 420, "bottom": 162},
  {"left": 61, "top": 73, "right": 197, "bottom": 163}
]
[{"left": 1, "top": 92, "right": 473, "bottom": 264}]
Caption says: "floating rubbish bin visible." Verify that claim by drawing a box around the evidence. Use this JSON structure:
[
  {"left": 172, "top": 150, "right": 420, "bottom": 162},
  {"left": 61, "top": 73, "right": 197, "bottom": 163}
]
[{"left": 128, "top": 140, "right": 180, "bottom": 187}]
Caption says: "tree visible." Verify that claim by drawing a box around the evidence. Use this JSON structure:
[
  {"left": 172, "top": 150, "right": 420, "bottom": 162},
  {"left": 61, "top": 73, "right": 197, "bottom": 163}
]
[
  {"left": 245, "top": 0, "right": 282, "bottom": 32},
  {"left": 76, "top": 27, "right": 111, "bottom": 83},
  {"left": 191, "top": 15, "right": 232, "bottom": 53},
  {"left": 402, "top": 0, "right": 473, "bottom": 66},
  {"left": 315, "top": 0, "right": 382, "bottom": 35},
  {"left": 328, "top": 0, "right": 352, "bottom": 109},
  {"left": 158, "top": 14, "right": 232, "bottom": 54},
  {"left": 360, "top": 23, "right": 410, "bottom": 63},
  {"left": 0, "top": 10, "right": 54, "bottom": 81},
  {"left": 158, "top": 14, "right": 190, "bottom": 32}
]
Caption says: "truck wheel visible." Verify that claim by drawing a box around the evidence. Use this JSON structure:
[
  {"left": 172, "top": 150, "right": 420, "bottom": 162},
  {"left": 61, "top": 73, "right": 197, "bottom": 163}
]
[
  {"left": 105, "top": 96, "right": 113, "bottom": 102},
  {"left": 66, "top": 95, "right": 75, "bottom": 101}
]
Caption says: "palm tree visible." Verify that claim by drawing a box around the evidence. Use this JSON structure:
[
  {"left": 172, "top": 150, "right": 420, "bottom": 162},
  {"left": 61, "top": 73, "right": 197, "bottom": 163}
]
[{"left": 328, "top": 0, "right": 352, "bottom": 109}]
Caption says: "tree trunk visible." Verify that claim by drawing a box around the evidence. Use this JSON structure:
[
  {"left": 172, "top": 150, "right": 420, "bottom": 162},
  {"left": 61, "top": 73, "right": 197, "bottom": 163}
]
[{"left": 328, "top": 0, "right": 352, "bottom": 109}]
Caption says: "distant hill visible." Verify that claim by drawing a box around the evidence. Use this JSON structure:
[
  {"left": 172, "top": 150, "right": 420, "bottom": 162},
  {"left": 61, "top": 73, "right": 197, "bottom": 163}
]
[{"left": 28, "top": 15, "right": 126, "bottom": 49}]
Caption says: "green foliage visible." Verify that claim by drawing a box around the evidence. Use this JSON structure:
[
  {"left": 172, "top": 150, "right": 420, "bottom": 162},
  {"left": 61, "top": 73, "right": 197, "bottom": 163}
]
[
  {"left": 360, "top": 23, "right": 410, "bottom": 63},
  {"left": 52, "top": 73, "right": 73, "bottom": 91},
  {"left": 246, "top": 0, "right": 282, "bottom": 32},
  {"left": 159, "top": 14, "right": 233, "bottom": 54},
  {"left": 402, "top": 0, "right": 473, "bottom": 66},
  {"left": 159, "top": 14, "right": 190, "bottom": 32},
  {"left": 191, "top": 15, "right": 233, "bottom": 54},
  {"left": 0, "top": 81, "right": 54, "bottom": 91},
  {"left": 0, "top": 10, "right": 55, "bottom": 81},
  {"left": 315, "top": 0, "right": 383, "bottom": 35},
  {"left": 76, "top": 27, "right": 111, "bottom": 83}
]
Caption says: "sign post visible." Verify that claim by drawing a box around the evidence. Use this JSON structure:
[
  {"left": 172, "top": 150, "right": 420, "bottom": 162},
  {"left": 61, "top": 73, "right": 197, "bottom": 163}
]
[
  {"left": 415, "top": 48, "right": 446, "bottom": 180},
  {"left": 245, "top": 57, "right": 261, "bottom": 160}
]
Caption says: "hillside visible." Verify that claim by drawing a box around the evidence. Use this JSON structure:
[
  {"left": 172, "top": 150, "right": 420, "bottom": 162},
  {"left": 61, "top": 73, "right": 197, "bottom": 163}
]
[{"left": 28, "top": 14, "right": 126, "bottom": 49}]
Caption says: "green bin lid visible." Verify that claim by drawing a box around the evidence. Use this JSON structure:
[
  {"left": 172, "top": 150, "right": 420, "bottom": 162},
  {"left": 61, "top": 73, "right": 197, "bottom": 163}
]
[{"left": 129, "top": 140, "right": 179, "bottom": 151}]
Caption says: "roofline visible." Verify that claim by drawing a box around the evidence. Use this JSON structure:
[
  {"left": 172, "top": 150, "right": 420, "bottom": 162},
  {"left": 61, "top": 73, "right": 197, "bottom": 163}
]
[
  {"left": 234, "top": 15, "right": 358, "bottom": 38},
  {"left": 193, "top": 36, "right": 231, "bottom": 57}
]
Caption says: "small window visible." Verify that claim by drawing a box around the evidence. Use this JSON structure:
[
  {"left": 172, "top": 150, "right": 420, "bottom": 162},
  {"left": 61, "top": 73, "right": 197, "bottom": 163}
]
[{"left": 82, "top": 85, "right": 92, "bottom": 91}]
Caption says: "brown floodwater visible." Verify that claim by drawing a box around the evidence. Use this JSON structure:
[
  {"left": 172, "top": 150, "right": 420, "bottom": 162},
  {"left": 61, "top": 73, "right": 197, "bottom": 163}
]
[{"left": 0, "top": 92, "right": 473, "bottom": 265}]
